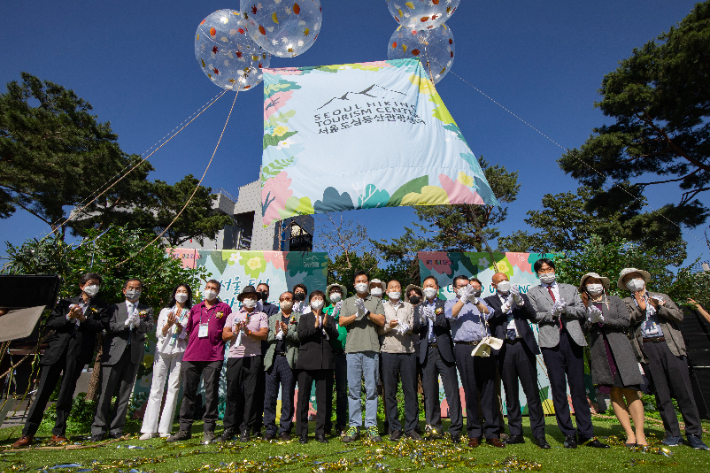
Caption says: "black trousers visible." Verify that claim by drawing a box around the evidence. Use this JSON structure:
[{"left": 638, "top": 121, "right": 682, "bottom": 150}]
[
  {"left": 297, "top": 369, "right": 333, "bottom": 438},
  {"left": 224, "top": 356, "right": 264, "bottom": 433},
  {"left": 499, "top": 341, "right": 545, "bottom": 438},
  {"left": 541, "top": 330, "right": 593, "bottom": 438},
  {"left": 381, "top": 352, "right": 419, "bottom": 433},
  {"left": 642, "top": 340, "right": 702, "bottom": 437},
  {"left": 252, "top": 367, "right": 266, "bottom": 434},
  {"left": 263, "top": 355, "right": 295, "bottom": 435},
  {"left": 326, "top": 353, "right": 348, "bottom": 432},
  {"left": 23, "top": 348, "right": 85, "bottom": 437},
  {"left": 421, "top": 346, "right": 462, "bottom": 436},
  {"left": 454, "top": 344, "right": 497, "bottom": 439},
  {"left": 178, "top": 359, "right": 222, "bottom": 433}
]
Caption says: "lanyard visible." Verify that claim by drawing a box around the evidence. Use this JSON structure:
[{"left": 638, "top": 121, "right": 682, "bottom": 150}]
[{"left": 199, "top": 304, "right": 216, "bottom": 325}]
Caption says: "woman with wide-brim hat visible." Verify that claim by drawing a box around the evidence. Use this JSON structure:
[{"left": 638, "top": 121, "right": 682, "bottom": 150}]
[{"left": 579, "top": 272, "right": 646, "bottom": 447}]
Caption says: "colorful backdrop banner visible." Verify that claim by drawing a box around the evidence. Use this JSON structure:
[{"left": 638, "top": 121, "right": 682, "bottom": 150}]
[{"left": 260, "top": 58, "right": 497, "bottom": 225}]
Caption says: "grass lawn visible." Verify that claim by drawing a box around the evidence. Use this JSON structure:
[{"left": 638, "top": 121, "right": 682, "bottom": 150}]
[{"left": 1, "top": 416, "right": 709, "bottom": 472}]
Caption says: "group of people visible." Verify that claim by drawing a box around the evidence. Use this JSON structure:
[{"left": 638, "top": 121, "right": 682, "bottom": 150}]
[{"left": 12, "top": 259, "right": 709, "bottom": 452}]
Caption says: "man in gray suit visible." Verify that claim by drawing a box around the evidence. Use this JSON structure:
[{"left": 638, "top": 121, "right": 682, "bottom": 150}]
[
  {"left": 91, "top": 278, "right": 154, "bottom": 441},
  {"left": 527, "top": 258, "right": 608, "bottom": 449}
]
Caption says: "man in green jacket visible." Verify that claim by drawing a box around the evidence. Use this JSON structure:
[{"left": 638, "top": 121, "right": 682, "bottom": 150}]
[{"left": 325, "top": 284, "right": 348, "bottom": 436}]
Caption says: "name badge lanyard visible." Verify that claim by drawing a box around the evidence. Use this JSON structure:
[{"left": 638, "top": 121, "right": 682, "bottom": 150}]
[{"left": 198, "top": 306, "right": 213, "bottom": 338}]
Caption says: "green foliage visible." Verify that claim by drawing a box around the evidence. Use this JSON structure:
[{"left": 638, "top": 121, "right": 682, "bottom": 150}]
[
  {"left": 261, "top": 157, "right": 295, "bottom": 185},
  {"left": 40, "top": 393, "right": 97, "bottom": 435},
  {"left": 557, "top": 2, "right": 710, "bottom": 237}
]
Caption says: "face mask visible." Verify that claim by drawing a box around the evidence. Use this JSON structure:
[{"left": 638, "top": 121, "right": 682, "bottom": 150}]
[
  {"left": 83, "top": 285, "right": 99, "bottom": 297},
  {"left": 258, "top": 291, "right": 269, "bottom": 301},
  {"left": 627, "top": 278, "right": 645, "bottom": 292},
  {"left": 294, "top": 292, "right": 306, "bottom": 302},
  {"left": 355, "top": 283, "right": 369, "bottom": 294},
  {"left": 539, "top": 273, "right": 556, "bottom": 285},
  {"left": 126, "top": 289, "right": 141, "bottom": 301},
  {"left": 242, "top": 299, "right": 257, "bottom": 309},
  {"left": 471, "top": 288, "right": 483, "bottom": 298},
  {"left": 371, "top": 288, "right": 383, "bottom": 297},
  {"left": 586, "top": 284, "right": 604, "bottom": 296},
  {"left": 329, "top": 293, "right": 342, "bottom": 303},
  {"left": 203, "top": 289, "right": 217, "bottom": 301},
  {"left": 175, "top": 293, "right": 189, "bottom": 303},
  {"left": 409, "top": 295, "right": 421, "bottom": 305},
  {"left": 388, "top": 291, "right": 401, "bottom": 300},
  {"left": 423, "top": 287, "right": 438, "bottom": 299},
  {"left": 311, "top": 300, "right": 324, "bottom": 311},
  {"left": 280, "top": 300, "right": 293, "bottom": 311},
  {"left": 456, "top": 288, "right": 468, "bottom": 298},
  {"left": 497, "top": 280, "right": 511, "bottom": 294}
]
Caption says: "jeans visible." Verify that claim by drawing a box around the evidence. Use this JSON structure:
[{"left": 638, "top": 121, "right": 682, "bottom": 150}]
[{"left": 346, "top": 351, "right": 379, "bottom": 428}]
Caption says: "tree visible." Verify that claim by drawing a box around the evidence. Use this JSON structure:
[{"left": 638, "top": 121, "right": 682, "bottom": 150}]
[
  {"left": 558, "top": 2, "right": 710, "bottom": 239},
  {"left": 498, "top": 186, "right": 688, "bottom": 265}
]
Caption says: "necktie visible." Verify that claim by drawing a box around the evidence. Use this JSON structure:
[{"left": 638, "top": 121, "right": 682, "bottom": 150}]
[{"left": 547, "top": 286, "right": 563, "bottom": 330}]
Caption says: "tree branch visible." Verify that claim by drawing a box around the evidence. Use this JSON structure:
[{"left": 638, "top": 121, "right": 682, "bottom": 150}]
[{"left": 635, "top": 111, "right": 710, "bottom": 172}]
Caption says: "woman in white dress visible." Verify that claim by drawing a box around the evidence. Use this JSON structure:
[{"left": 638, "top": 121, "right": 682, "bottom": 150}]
[{"left": 139, "top": 284, "right": 192, "bottom": 439}]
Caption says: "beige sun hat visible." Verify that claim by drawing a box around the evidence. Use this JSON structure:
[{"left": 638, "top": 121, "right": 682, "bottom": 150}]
[
  {"left": 617, "top": 268, "right": 651, "bottom": 290},
  {"left": 404, "top": 284, "right": 423, "bottom": 303},
  {"left": 579, "top": 272, "right": 611, "bottom": 293},
  {"left": 369, "top": 279, "right": 385, "bottom": 290},
  {"left": 326, "top": 283, "right": 347, "bottom": 300}
]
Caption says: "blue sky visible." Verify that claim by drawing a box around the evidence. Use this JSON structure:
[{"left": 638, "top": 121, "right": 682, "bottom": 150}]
[{"left": 1, "top": 1, "right": 707, "bottom": 267}]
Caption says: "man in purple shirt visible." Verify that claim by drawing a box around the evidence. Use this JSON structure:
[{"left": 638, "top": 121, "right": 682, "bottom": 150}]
[
  {"left": 219, "top": 285, "right": 269, "bottom": 442},
  {"left": 167, "top": 280, "right": 231, "bottom": 444}
]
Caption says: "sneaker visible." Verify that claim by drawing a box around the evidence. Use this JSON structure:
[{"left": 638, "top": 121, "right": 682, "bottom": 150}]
[
  {"left": 159, "top": 433, "right": 171, "bottom": 438},
  {"left": 218, "top": 429, "right": 235, "bottom": 442},
  {"left": 662, "top": 436, "right": 683, "bottom": 447},
  {"left": 139, "top": 433, "right": 158, "bottom": 441},
  {"left": 687, "top": 435, "right": 709, "bottom": 450},
  {"left": 166, "top": 430, "right": 192, "bottom": 442},
  {"left": 203, "top": 431, "right": 216, "bottom": 444},
  {"left": 342, "top": 426, "right": 360, "bottom": 443},
  {"left": 367, "top": 426, "right": 382, "bottom": 442}
]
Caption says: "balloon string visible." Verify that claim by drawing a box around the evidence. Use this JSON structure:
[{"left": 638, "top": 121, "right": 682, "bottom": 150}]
[{"left": 116, "top": 88, "right": 240, "bottom": 267}]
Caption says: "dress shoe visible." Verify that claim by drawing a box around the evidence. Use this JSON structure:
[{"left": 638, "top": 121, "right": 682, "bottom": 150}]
[
  {"left": 299, "top": 436, "right": 308, "bottom": 444},
  {"left": 500, "top": 432, "right": 510, "bottom": 441},
  {"left": 535, "top": 436, "right": 551, "bottom": 449},
  {"left": 202, "top": 431, "right": 216, "bottom": 445},
  {"left": 51, "top": 435, "right": 68, "bottom": 443},
  {"left": 389, "top": 430, "right": 402, "bottom": 441},
  {"left": 564, "top": 435, "right": 577, "bottom": 449},
  {"left": 486, "top": 438, "right": 506, "bottom": 448},
  {"left": 579, "top": 437, "right": 609, "bottom": 449},
  {"left": 108, "top": 432, "right": 123, "bottom": 440},
  {"left": 316, "top": 434, "right": 328, "bottom": 443},
  {"left": 428, "top": 432, "right": 444, "bottom": 440},
  {"left": 264, "top": 432, "right": 276, "bottom": 441},
  {"left": 450, "top": 434, "right": 461, "bottom": 443},
  {"left": 11, "top": 435, "right": 33, "bottom": 448},
  {"left": 239, "top": 430, "right": 250, "bottom": 442},
  {"left": 504, "top": 435, "right": 525, "bottom": 445},
  {"left": 279, "top": 432, "right": 292, "bottom": 441},
  {"left": 91, "top": 434, "right": 104, "bottom": 443},
  {"left": 218, "top": 429, "right": 235, "bottom": 442},
  {"left": 166, "top": 430, "right": 192, "bottom": 442},
  {"left": 406, "top": 430, "right": 423, "bottom": 441},
  {"left": 468, "top": 437, "right": 480, "bottom": 448}
]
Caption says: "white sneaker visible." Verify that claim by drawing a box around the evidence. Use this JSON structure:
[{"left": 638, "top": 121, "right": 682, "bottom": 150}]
[
  {"left": 139, "top": 433, "right": 157, "bottom": 440},
  {"left": 159, "top": 433, "right": 170, "bottom": 438}
]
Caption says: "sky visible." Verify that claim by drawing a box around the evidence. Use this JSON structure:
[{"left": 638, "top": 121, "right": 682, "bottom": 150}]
[{"left": 1, "top": 0, "right": 707, "bottom": 267}]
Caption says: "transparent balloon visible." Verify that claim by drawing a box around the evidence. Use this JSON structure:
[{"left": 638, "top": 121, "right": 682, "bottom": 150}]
[
  {"left": 240, "top": 0, "right": 322, "bottom": 58},
  {"left": 195, "top": 9, "right": 271, "bottom": 91},
  {"left": 385, "top": 0, "right": 461, "bottom": 31},
  {"left": 387, "top": 24, "right": 455, "bottom": 84}
]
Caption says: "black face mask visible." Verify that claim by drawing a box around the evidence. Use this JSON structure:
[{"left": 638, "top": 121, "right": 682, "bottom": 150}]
[
  {"left": 409, "top": 295, "right": 421, "bottom": 305},
  {"left": 294, "top": 292, "right": 306, "bottom": 302},
  {"left": 258, "top": 291, "right": 269, "bottom": 301}
]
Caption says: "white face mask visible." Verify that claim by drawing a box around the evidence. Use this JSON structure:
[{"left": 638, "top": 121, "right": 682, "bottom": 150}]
[
  {"left": 203, "top": 289, "right": 217, "bottom": 301},
  {"left": 280, "top": 300, "right": 293, "bottom": 311},
  {"left": 539, "top": 273, "right": 556, "bottom": 285},
  {"left": 423, "top": 287, "right": 438, "bottom": 299},
  {"left": 456, "top": 288, "right": 468, "bottom": 298},
  {"left": 311, "top": 300, "right": 324, "bottom": 311},
  {"left": 355, "top": 283, "right": 369, "bottom": 294},
  {"left": 175, "top": 293, "right": 189, "bottom": 303},
  {"left": 83, "top": 285, "right": 100, "bottom": 297},
  {"left": 125, "top": 289, "right": 141, "bottom": 301},
  {"left": 329, "top": 293, "right": 342, "bottom": 303},
  {"left": 388, "top": 291, "right": 401, "bottom": 300},
  {"left": 370, "top": 287, "right": 383, "bottom": 297},
  {"left": 497, "top": 280, "right": 511, "bottom": 294},
  {"left": 242, "top": 298, "right": 257, "bottom": 309},
  {"left": 586, "top": 284, "right": 604, "bottom": 296},
  {"left": 627, "top": 278, "right": 645, "bottom": 292}
]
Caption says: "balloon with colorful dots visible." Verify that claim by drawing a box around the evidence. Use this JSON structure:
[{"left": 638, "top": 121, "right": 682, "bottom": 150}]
[
  {"left": 387, "top": 24, "right": 455, "bottom": 84},
  {"left": 195, "top": 9, "right": 271, "bottom": 91},
  {"left": 240, "top": 0, "right": 322, "bottom": 58},
  {"left": 385, "top": 0, "right": 461, "bottom": 31}
]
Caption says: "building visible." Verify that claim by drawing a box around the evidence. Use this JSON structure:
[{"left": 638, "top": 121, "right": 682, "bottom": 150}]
[{"left": 179, "top": 179, "right": 314, "bottom": 252}]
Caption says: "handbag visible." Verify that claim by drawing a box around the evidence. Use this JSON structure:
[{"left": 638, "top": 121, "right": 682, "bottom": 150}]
[{"left": 471, "top": 304, "right": 503, "bottom": 357}]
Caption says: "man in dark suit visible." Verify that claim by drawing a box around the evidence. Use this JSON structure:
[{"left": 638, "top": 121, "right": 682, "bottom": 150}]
[
  {"left": 485, "top": 272, "right": 549, "bottom": 449},
  {"left": 415, "top": 275, "right": 463, "bottom": 442},
  {"left": 13, "top": 273, "right": 108, "bottom": 448},
  {"left": 254, "top": 282, "right": 278, "bottom": 437},
  {"left": 91, "top": 278, "right": 154, "bottom": 441}
]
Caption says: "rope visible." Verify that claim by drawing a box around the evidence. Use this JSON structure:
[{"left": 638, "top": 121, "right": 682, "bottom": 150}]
[{"left": 116, "top": 88, "right": 241, "bottom": 267}]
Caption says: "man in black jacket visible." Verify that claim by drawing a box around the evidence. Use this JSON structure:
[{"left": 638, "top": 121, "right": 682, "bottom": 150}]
[
  {"left": 485, "top": 272, "right": 550, "bottom": 449},
  {"left": 13, "top": 273, "right": 108, "bottom": 448}
]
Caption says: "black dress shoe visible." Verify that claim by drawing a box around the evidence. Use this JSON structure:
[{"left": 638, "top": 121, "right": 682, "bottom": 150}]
[
  {"left": 450, "top": 434, "right": 461, "bottom": 443},
  {"left": 389, "top": 430, "right": 402, "bottom": 441},
  {"left": 405, "top": 430, "right": 423, "bottom": 441},
  {"left": 315, "top": 434, "right": 328, "bottom": 443},
  {"left": 299, "top": 436, "right": 308, "bottom": 444},
  {"left": 218, "top": 429, "right": 235, "bottom": 442},
  {"left": 535, "top": 436, "right": 551, "bottom": 449},
  {"left": 564, "top": 435, "right": 577, "bottom": 449},
  {"left": 239, "top": 430, "right": 250, "bottom": 442},
  {"left": 91, "top": 434, "right": 104, "bottom": 443},
  {"left": 279, "top": 432, "right": 292, "bottom": 441},
  {"left": 504, "top": 435, "right": 525, "bottom": 445},
  {"left": 264, "top": 432, "right": 276, "bottom": 441},
  {"left": 579, "top": 437, "right": 610, "bottom": 449}
]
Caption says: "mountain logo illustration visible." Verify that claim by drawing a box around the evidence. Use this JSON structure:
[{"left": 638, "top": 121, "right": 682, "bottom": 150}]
[{"left": 317, "top": 84, "right": 407, "bottom": 110}]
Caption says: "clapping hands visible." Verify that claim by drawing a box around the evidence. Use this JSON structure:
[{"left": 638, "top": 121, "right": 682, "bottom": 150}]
[
  {"left": 354, "top": 298, "right": 369, "bottom": 319},
  {"left": 552, "top": 298, "right": 566, "bottom": 317},
  {"left": 587, "top": 305, "right": 604, "bottom": 324},
  {"left": 510, "top": 285, "right": 522, "bottom": 303}
]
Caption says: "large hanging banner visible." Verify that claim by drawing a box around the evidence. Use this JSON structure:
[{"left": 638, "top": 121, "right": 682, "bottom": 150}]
[
  {"left": 260, "top": 58, "right": 497, "bottom": 226},
  {"left": 418, "top": 251, "right": 559, "bottom": 417},
  {"left": 132, "top": 250, "right": 328, "bottom": 421}
]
